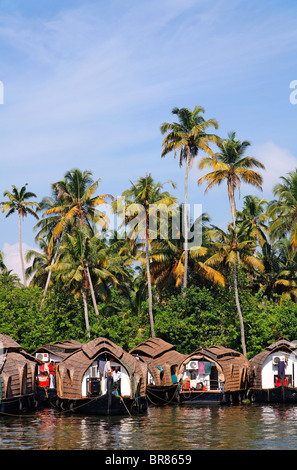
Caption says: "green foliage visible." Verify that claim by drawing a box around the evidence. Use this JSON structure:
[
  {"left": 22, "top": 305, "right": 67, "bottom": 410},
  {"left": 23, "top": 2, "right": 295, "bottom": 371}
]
[
  {"left": 89, "top": 288, "right": 151, "bottom": 351},
  {"left": 0, "top": 280, "right": 87, "bottom": 352},
  {"left": 2, "top": 268, "right": 297, "bottom": 360},
  {"left": 154, "top": 285, "right": 239, "bottom": 354},
  {"left": 154, "top": 284, "right": 297, "bottom": 358}
]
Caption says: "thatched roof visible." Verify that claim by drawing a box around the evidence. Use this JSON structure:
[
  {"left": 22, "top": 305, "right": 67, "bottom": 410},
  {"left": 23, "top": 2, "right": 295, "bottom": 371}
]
[
  {"left": 34, "top": 340, "right": 82, "bottom": 360},
  {"left": 177, "top": 345, "right": 250, "bottom": 392},
  {"left": 56, "top": 337, "right": 148, "bottom": 400},
  {"left": 249, "top": 338, "right": 296, "bottom": 389},
  {"left": 130, "top": 338, "right": 186, "bottom": 386},
  {"left": 0, "top": 334, "right": 39, "bottom": 400},
  {"left": 0, "top": 334, "right": 23, "bottom": 351}
]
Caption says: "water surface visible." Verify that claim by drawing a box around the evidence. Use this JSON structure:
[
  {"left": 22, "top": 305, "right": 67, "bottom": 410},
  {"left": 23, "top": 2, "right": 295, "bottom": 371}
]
[{"left": 0, "top": 403, "right": 296, "bottom": 450}]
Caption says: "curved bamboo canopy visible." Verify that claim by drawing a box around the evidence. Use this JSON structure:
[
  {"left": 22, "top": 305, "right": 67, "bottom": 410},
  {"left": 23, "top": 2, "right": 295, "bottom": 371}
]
[
  {"left": 177, "top": 345, "right": 250, "bottom": 392},
  {"left": 130, "top": 337, "right": 186, "bottom": 386},
  {"left": 34, "top": 340, "right": 82, "bottom": 360},
  {"left": 249, "top": 338, "right": 296, "bottom": 389},
  {"left": 0, "top": 334, "right": 39, "bottom": 400},
  {"left": 56, "top": 337, "right": 148, "bottom": 400}
]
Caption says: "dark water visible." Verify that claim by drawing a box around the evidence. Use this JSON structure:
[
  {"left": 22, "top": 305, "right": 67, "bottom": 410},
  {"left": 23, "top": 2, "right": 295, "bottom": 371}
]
[
  {"left": 0, "top": 403, "right": 296, "bottom": 450},
  {"left": 0, "top": 404, "right": 297, "bottom": 451}
]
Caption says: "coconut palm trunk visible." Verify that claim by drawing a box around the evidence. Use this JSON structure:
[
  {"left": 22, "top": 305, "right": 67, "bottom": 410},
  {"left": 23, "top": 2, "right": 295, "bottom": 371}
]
[
  {"left": 82, "top": 288, "right": 91, "bottom": 339},
  {"left": 145, "top": 232, "right": 155, "bottom": 337},
  {"left": 18, "top": 212, "right": 26, "bottom": 287},
  {"left": 39, "top": 239, "right": 60, "bottom": 311},
  {"left": 182, "top": 148, "right": 190, "bottom": 294},
  {"left": 0, "top": 184, "right": 39, "bottom": 287},
  {"left": 86, "top": 263, "right": 100, "bottom": 317},
  {"left": 229, "top": 187, "right": 237, "bottom": 229},
  {"left": 233, "top": 263, "right": 247, "bottom": 356}
]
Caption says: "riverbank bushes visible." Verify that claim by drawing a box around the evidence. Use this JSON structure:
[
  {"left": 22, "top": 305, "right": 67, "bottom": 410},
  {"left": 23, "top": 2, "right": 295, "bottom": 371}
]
[{"left": 1, "top": 273, "right": 297, "bottom": 359}]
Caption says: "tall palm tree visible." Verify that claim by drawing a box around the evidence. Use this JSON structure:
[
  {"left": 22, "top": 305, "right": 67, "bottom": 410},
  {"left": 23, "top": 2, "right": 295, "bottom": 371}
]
[
  {"left": 268, "top": 170, "right": 297, "bottom": 252},
  {"left": 51, "top": 228, "right": 93, "bottom": 338},
  {"left": 198, "top": 132, "right": 265, "bottom": 356},
  {"left": 205, "top": 224, "right": 264, "bottom": 356},
  {"left": 51, "top": 226, "right": 129, "bottom": 338},
  {"left": 45, "top": 169, "right": 110, "bottom": 237},
  {"left": 112, "top": 174, "right": 177, "bottom": 337},
  {"left": 36, "top": 169, "right": 110, "bottom": 309},
  {"left": 33, "top": 191, "right": 64, "bottom": 309},
  {"left": 150, "top": 208, "right": 224, "bottom": 290},
  {"left": 198, "top": 131, "right": 265, "bottom": 229},
  {"left": 160, "top": 106, "right": 220, "bottom": 293},
  {"left": 0, "top": 184, "right": 39, "bottom": 286}
]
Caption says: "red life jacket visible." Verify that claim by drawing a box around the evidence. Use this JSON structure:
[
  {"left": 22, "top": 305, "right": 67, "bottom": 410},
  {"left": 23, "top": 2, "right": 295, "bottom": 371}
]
[
  {"left": 39, "top": 376, "right": 50, "bottom": 387},
  {"left": 275, "top": 377, "right": 281, "bottom": 387}
]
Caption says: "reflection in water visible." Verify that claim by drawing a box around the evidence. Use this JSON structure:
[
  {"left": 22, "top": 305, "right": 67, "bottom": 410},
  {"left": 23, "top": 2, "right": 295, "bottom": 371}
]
[{"left": 1, "top": 404, "right": 297, "bottom": 450}]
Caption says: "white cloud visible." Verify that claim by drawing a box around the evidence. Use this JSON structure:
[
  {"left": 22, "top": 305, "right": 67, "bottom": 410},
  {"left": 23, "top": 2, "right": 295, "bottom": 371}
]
[
  {"left": 254, "top": 141, "right": 297, "bottom": 196},
  {"left": 2, "top": 242, "right": 37, "bottom": 283}
]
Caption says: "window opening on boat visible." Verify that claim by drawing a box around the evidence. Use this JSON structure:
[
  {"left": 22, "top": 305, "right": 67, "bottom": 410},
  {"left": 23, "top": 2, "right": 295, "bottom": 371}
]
[
  {"left": 272, "top": 355, "right": 291, "bottom": 388},
  {"left": 181, "top": 358, "right": 223, "bottom": 392},
  {"left": 21, "top": 365, "right": 27, "bottom": 395},
  {"left": 82, "top": 355, "right": 131, "bottom": 398},
  {"left": 156, "top": 366, "right": 164, "bottom": 384},
  {"left": 36, "top": 354, "right": 58, "bottom": 389},
  {"left": 171, "top": 366, "right": 178, "bottom": 384}
]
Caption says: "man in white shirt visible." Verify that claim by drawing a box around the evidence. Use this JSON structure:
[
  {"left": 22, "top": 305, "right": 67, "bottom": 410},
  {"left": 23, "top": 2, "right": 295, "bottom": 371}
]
[{"left": 112, "top": 367, "right": 121, "bottom": 396}]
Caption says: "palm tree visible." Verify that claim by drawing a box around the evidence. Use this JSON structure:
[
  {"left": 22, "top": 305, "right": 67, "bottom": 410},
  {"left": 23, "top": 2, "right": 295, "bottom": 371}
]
[
  {"left": 150, "top": 208, "right": 224, "bottom": 290},
  {"left": 0, "top": 251, "right": 6, "bottom": 273},
  {"left": 36, "top": 169, "right": 110, "bottom": 309},
  {"left": 45, "top": 169, "right": 110, "bottom": 236},
  {"left": 236, "top": 195, "right": 269, "bottom": 248},
  {"left": 198, "top": 131, "right": 265, "bottom": 229},
  {"left": 25, "top": 237, "right": 55, "bottom": 287},
  {"left": 0, "top": 184, "right": 39, "bottom": 286},
  {"left": 205, "top": 224, "right": 264, "bottom": 356},
  {"left": 51, "top": 228, "right": 93, "bottom": 338},
  {"left": 160, "top": 106, "right": 220, "bottom": 293},
  {"left": 112, "top": 174, "right": 177, "bottom": 337},
  {"left": 268, "top": 170, "right": 297, "bottom": 252},
  {"left": 255, "top": 239, "right": 297, "bottom": 301},
  {"left": 51, "top": 226, "right": 129, "bottom": 337},
  {"left": 33, "top": 191, "right": 64, "bottom": 309}
]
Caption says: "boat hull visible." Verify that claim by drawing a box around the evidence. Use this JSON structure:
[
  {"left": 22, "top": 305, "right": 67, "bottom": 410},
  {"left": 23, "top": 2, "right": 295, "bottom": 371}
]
[
  {"left": 177, "top": 389, "right": 246, "bottom": 405},
  {"left": 249, "top": 386, "right": 297, "bottom": 404},
  {"left": 177, "top": 390, "right": 223, "bottom": 405},
  {"left": 55, "top": 393, "right": 148, "bottom": 416},
  {"left": 0, "top": 394, "right": 37, "bottom": 414},
  {"left": 36, "top": 386, "right": 57, "bottom": 408},
  {"left": 146, "top": 384, "right": 178, "bottom": 406}
]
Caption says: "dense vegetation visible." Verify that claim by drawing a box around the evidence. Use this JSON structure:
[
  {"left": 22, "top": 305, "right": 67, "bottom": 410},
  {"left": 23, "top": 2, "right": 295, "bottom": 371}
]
[{"left": 1, "top": 106, "right": 297, "bottom": 359}]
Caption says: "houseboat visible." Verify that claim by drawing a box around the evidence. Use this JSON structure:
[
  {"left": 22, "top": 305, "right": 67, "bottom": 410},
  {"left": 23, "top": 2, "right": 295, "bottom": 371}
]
[
  {"left": 0, "top": 334, "right": 40, "bottom": 413},
  {"left": 176, "top": 345, "right": 249, "bottom": 405},
  {"left": 55, "top": 337, "right": 148, "bottom": 415},
  {"left": 249, "top": 338, "right": 297, "bottom": 403},
  {"left": 34, "top": 340, "right": 81, "bottom": 407},
  {"left": 130, "top": 337, "right": 186, "bottom": 405}
]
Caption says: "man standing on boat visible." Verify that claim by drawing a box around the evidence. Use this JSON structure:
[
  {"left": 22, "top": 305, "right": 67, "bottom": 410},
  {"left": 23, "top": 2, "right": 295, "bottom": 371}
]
[
  {"left": 49, "top": 361, "right": 56, "bottom": 389},
  {"left": 112, "top": 367, "right": 121, "bottom": 396}
]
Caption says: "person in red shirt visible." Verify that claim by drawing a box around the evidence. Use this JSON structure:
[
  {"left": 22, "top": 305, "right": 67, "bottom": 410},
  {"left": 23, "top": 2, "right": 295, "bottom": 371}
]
[{"left": 48, "top": 361, "right": 56, "bottom": 389}]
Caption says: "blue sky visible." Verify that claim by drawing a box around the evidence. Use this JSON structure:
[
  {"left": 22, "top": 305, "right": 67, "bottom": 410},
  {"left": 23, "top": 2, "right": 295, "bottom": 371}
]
[{"left": 0, "top": 0, "right": 297, "bottom": 278}]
